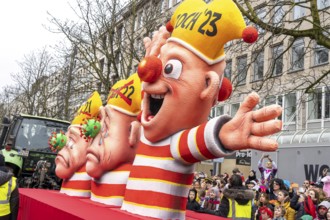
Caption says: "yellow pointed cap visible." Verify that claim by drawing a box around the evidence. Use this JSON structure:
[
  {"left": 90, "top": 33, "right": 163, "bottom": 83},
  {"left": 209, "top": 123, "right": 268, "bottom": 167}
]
[
  {"left": 167, "top": 0, "right": 257, "bottom": 65},
  {"left": 71, "top": 91, "right": 102, "bottom": 125},
  {"left": 107, "top": 73, "right": 142, "bottom": 116}
]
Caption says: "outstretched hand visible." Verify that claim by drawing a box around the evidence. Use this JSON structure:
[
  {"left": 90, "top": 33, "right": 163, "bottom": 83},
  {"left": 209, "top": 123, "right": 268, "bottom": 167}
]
[{"left": 219, "top": 92, "right": 282, "bottom": 152}]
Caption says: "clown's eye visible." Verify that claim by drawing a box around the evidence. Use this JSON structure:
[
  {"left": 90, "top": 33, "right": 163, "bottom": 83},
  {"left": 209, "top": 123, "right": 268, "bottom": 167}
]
[{"left": 163, "top": 59, "right": 182, "bottom": 79}]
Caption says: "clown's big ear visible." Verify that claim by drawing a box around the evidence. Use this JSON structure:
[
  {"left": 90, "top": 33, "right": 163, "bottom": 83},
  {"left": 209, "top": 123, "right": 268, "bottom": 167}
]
[
  {"left": 218, "top": 77, "right": 232, "bottom": 102},
  {"left": 129, "top": 121, "right": 141, "bottom": 148},
  {"left": 200, "top": 71, "right": 220, "bottom": 101}
]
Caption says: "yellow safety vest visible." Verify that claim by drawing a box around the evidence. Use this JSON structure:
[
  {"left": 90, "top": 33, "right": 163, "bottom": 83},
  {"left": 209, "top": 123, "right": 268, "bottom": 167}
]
[
  {"left": 228, "top": 198, "right": 252, "bottom": 220},
  {"left": 0, "top": 176, "right": 16, "bottom": 216}
]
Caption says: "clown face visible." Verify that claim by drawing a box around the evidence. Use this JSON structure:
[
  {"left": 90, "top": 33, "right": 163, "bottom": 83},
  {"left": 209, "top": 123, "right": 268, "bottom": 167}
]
[
  {"left": 55, "top": 125, "right": 91, "bottom": 179},
  {"left": 141, "top": 42, "right": 226, "bottom": 142},
  {"left": 86, "top": 106, "right": 138, "bottom": 179}
]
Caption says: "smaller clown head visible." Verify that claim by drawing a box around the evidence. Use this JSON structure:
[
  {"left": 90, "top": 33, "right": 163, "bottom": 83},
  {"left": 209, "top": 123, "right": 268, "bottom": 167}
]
[
  {"left": 55, "top": 91, "right": 102, "bottom": 180},
  {"left": 86, "top": 73, "right": 142, "bottom": 178}
]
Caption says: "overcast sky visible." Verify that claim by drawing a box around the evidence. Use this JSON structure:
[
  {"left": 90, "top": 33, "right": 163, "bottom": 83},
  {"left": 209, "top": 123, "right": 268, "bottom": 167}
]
[{"left": 0, "top": 1, "right": 75, "bottom": 89}]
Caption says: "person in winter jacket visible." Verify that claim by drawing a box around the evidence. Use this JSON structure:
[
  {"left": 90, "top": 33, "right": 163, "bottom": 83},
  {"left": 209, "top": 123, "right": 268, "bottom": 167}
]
[
  {"left": 290, "top": 190, "right": 309, "bottom": 219},
  {"left": 275, "top": 190, "right": 295, "bottom": 220},
  {"left": 253, "top": 191, "right": 274, "bottom": 220},
  {"left": 246, "top": 170, "right": 259, "bottom": 185},
  {"left": 269, "top": 178, "right": 288, "bottom": 202},
  {"left": 201, "top": 187, "right": 221, "bottom": 211},
  {"left": 0, "top": 154, "right": 19, "bottom": 220},
  {"left": 186, "top": 188, "right": 201, "bottom": 211},
  {"left": 217, "top": 174, "right": 254, "bottom": 218},
  {"left": 315, "top": 201, "right": 330, "bottom": 220}
]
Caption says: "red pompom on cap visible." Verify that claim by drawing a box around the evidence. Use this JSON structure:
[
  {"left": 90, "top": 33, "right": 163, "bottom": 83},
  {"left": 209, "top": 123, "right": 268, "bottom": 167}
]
[
  {"left": 218, "top": 77, "right": 232, "bottom": 102},
  {"left": 166, "top": 21, "right": 174, "bottom": 33},
  {"left": 137, "top": 56, "right": 162, "bottom": 83},
  {"left": 242, "top": 26, "right": 258, "bottom": 43}
]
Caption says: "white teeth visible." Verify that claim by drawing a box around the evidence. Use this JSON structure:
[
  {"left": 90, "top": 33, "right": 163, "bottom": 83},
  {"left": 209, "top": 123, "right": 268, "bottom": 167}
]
[{"left": 151, "top": 94, "right": 164, "bottom": 99}]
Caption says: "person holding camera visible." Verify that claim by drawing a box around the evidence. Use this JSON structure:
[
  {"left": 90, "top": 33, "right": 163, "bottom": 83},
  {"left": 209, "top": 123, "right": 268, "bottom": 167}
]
[{"left": 258, "top": 153, "right": 277, "bottom": 187}]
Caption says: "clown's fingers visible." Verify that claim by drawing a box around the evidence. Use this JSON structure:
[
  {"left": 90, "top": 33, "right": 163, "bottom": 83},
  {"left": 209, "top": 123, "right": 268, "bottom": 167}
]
[
  {"left": 247, "top": 136, "right": 278, "bottom": 152},
  {"left": 252, "top": 104, "right": 282, "bottom": 123},
  {"left": 236, "top": 92, "right": 259, "bottom": 115},
  {"left": 143, "top": 37, "right": 152, "bottom": 57},
  {"left": 148, "top": 26, "right": 170, "bottom": 57},
  {"left": 250, "top": 120, "right": 282, "bottom": 137}
]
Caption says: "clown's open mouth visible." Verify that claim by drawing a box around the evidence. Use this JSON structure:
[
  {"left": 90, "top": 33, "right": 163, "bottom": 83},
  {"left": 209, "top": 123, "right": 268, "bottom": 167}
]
[{"left": 148, "top": 94, "right": 164, "bottom": 120}]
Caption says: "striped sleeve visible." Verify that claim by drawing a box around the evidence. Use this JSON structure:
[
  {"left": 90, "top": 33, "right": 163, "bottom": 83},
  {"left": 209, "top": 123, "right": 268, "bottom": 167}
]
[{"left": 170, "top": 115, "right": 234, "bottom": 164}]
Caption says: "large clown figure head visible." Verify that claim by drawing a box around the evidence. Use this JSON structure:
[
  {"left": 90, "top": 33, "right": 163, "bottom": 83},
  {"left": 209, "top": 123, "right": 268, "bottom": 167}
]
[
  {"left": 121, "top": 0, "right": 281, "bottom": 219},
  {"left": 55, "top": 91, "right": 102, "bottom": 180},
  {"left": 139, "top": 0, "right": 257, "bottom": 142},
  {"left": 86, "top": 73, "right": 141, "bottom": 179}
]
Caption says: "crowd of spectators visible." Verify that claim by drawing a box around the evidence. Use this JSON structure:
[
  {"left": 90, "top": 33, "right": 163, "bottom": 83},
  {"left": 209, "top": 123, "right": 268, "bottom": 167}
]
[{"left": 187, "top": 154, "right": 330, "bottom": 220}]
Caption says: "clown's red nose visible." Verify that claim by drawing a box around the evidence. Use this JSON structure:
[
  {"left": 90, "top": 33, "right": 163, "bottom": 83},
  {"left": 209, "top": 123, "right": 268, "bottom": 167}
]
[{"left": 137, "top": 56, "right": 162, "bottom": 83}]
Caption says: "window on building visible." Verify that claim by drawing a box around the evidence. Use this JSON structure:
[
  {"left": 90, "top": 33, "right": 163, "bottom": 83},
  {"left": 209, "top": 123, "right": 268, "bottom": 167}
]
[
  {"left": 293, "top": 0, "right": 306, "bottom": 19},
  {"left": 224, "top": 60, "right": 232, "bottom": 80},
  {"left": 318, "top": 0, "right": 330, "bottom": 9},
  {"left": 136, "top": 37, "right": 142, "bottom": 51},
  {"left": 256, "top": 8, "right": 267, "bottom": 34},
  {"left": 137, "top": 10, "right": 143, "bottom": 29},
  {"left": 210, "top": 106, "right": 223, "bottom": 118},
  {"left": 231, "top": 103, "right": 240, "bottom": 117},
  {"left": 168, "top": 0, "right": 173, "bottom": 8},
  {"left": 273, "top": 0, "right": 285, "bottom": 25},
  {"left": 225, "top": 40, "right": 234, "bottom": 48},
  {"left": 307, "top": 88, "right": 322, "bottom": 120},
  {"left": 252, "top": 51, "right": 264, "bottom": 82},
  {"left": 160, "top": 0, "right": 165, "bottom": 12},
  {"left": 265, "top": 95, "right": 282, "bottom": 120},
  {"left": 271, "top": 44, "right": 283, "bottom": 76},
  {"left": 174, "top": 0, "right": 181, "bottom": 5},
  {"left": 99, "top": 58, "right": 105, "bottom": 73},
  {"left": 237, "top": 56, "right": 247, "bottom": 85},
  {"left": 115, "top": 51, "right": 122, "bottom": 75},
  {"left": 215, "top": 106, "right": 224, "bottom": 116},
  {"left": 314, "top": 43, "right": 329, "bottom": 66},
  {"left": 307, "top": 88, "right": 330, "bottom": 120},
  {"left": 291, "top": 38, "right": 304, "bottom": 71},
  {"left": 102, "top": 35, "right": 107, "bottom": 48},
  {"left": 117, "top": 25, "right": 123, "bottom": 43},
  {"left": 284, "top": 93, "right": 296, "bottom": 123}
]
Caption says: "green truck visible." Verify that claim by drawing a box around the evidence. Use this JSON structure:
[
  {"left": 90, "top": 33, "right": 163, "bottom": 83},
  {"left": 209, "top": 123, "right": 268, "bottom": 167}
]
[{"left": 0, "top": 113, "right": 70, "bottom": 189}]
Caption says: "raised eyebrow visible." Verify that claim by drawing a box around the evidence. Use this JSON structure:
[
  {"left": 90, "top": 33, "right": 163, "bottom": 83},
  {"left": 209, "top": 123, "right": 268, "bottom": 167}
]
[
  {"left": 69, "top": 126, "right": 81, "bottom": 137},
  {"left": 161, "top": 46, "right": 186, "bottom": 64}
]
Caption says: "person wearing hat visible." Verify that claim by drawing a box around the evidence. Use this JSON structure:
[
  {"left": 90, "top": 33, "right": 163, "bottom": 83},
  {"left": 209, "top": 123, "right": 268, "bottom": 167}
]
[
  {"left": 315, "top": 201, "right": 330, "bottom": 220},
  {"left": 216, "top": 174, "right": 254, "bottom": 218},
  {"left": 55, "top": 91, "right": 102, "bottom": 197},
  {"left": 120, "top": 0, "right": 282, "bottom": 219},
  {"left": 86, "top": 73, "right": 142, "bottom": 206},
  {"left": 0, "top": 154, "right": 19, "bottom": 220}
]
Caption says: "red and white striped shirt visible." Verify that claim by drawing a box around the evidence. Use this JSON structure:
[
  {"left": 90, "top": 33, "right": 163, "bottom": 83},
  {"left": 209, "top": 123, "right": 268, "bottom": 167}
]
[
  {"left": 121, "top": 116, "right": 233, "bottom": 219},
  {"left": 60, "top": 164, "right": 91, "bottom": 197},
  {"left": 90, "top": 163, "right": 131, "bottom": 206}
]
